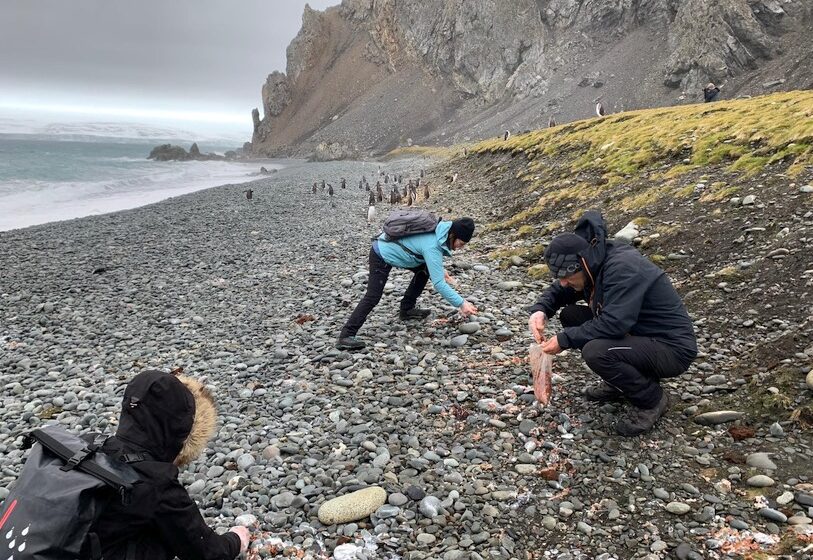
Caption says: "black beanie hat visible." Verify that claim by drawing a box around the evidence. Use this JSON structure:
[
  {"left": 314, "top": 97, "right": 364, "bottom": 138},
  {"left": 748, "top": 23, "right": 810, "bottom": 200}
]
[
  {"left": 544, "top": 233, "right": 589, "bottom": 278},
  {"left": 450, "top": 217, "right": 475, "bottom": 243}
]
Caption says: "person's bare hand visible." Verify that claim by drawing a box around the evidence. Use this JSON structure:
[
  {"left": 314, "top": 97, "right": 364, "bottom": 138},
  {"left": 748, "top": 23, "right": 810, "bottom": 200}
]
[
  {"left": 541, "top": 334, "right": 562, "bottom": 355},
  {"left": 459, "top": 300, "right": 478, "bottom": 317},
  {"left": 229, "top": 526, "right": 251, "bottom": 553},
  {"left": 444, "top": 271, "right": 457, "bottom": 286},
  {"left": 528, "top": 311, "right": 547, "bottom": 343}
]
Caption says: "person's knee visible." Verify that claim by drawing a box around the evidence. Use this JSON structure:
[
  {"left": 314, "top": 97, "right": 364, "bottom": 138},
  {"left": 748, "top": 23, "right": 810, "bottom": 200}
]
[{"left": 582, "top": 340, "right": 613, "bottom": 371}]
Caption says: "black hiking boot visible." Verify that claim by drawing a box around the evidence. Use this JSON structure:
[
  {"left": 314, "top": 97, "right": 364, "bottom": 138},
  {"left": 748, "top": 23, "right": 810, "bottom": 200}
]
[
  {"left": 615, "top": 391, "right": 671, "bottom": 437},
  {"left": 583, "top": 381, "right": 624, "bottom": 402},
  {"left": 399, "top": 307, "right": 431, "bottom": 321},
  {"left": 336, "top": 336, "right": 366, "bottom": 351}
]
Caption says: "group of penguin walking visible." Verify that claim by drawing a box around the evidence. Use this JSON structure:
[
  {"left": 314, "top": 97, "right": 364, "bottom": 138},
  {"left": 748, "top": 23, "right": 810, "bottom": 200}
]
[{"left": 309, "top": 167, "right": 431, "bottom": 222}]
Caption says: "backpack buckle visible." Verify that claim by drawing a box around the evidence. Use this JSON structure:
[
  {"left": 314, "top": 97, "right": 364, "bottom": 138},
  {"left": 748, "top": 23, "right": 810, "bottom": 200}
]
[{"left": 60, "top": 449, "right": 90, "bottom": 471}]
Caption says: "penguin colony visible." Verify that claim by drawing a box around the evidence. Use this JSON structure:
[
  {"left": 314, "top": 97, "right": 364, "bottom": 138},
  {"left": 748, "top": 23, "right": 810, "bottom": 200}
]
[{"left": 303, "top": 166, "right": 439, "bottom": 225}]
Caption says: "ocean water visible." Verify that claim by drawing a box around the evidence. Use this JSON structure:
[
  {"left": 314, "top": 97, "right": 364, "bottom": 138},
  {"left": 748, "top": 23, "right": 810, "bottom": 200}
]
[{"left": 0, "top": 135, "right": 279, "bottom": 231}]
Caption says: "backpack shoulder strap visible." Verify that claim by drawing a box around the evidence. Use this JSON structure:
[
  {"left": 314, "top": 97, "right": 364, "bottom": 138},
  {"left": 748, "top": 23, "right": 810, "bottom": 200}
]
[
  {"left": 120, "top": 452, "right": 152, "bottom": 463},
  {"left": 394, "top": 240, "right": 424, "bottom": 261}
]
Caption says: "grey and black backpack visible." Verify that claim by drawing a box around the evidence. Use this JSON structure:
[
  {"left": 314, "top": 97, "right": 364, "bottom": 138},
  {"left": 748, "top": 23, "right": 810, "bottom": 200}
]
[
  {"left": 378, "top": 209, "right": 440, "bottom": 260},
  {"left": 0, "top": 424, "right": 140, "bottom": 560}
]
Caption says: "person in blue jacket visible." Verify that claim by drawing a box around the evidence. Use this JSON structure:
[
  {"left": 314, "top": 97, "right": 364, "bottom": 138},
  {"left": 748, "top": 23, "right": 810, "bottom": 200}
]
[
  {"left": 527, "top": 211, "right": 697, "bottom": 436},
  {"left": 337, "top": 218, "right": 479, "bottom": 350}
]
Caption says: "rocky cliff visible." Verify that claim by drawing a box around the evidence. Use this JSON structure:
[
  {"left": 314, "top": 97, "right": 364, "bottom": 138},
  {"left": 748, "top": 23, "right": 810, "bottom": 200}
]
[{"left": 250, "top": 0, "right": 813, "bottom": 159}]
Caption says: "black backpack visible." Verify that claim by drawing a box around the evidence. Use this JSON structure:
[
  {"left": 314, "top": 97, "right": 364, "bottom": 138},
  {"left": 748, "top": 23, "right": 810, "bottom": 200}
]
[{"left": 0, "top": 424, "right": 141, "bottom": 560}]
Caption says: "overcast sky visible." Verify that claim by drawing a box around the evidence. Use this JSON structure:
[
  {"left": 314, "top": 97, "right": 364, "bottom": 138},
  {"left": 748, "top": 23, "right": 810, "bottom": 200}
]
[{"left": 0, "top": 0, "right": 340, "bottom": 134}]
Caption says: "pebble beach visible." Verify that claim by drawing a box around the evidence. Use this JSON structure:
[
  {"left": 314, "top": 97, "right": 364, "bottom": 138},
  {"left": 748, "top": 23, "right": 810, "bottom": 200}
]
[{"left": 1, "top": 157, "right": 812, "bottom": 560}]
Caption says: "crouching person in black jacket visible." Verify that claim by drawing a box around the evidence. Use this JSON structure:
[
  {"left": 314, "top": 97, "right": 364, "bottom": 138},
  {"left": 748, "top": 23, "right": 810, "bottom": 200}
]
[
  {"left": 528, "top": 211, "right": 697, "bottom": 436},
  {"left": 91, "top": 370, "right": 250, "bottom": 559}
]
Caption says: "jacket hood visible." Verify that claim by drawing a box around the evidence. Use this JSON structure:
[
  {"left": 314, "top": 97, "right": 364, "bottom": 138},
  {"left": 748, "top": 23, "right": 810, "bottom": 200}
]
[
  {"left": 116, "top": 370, "right": 217, "bottom": 466},
  {"left": 573, "top": 210, "right": 609, "bottom": 277},
  {"left": 435, "top": 221, "right": 453, "bottom": 256}
]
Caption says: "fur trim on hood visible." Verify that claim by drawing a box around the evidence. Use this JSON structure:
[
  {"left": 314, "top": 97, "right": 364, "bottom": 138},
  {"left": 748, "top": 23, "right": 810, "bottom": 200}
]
[{"left": 174, "top": 375, "right": 217, "bottom": 467}]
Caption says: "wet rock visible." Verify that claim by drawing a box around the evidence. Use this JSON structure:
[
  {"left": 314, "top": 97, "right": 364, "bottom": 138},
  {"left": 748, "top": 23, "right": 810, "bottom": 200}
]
[
  {"left": 747, "top": 475, "right": 775, "bottom": 487},
  {"left": 693, "top": 410, "right": 744, "bottom": 425},
  {"left": 746, "top": 452, "right": 777, "bottom": 470},
  {"left": 450, "top": 334, "right": 469, "bottom": 347},
  {"left": 758, "top": 508, "right": 787, "bottom": 523},
  {"left": 666, "top": 502, "right": 691, "bottom": 514}
]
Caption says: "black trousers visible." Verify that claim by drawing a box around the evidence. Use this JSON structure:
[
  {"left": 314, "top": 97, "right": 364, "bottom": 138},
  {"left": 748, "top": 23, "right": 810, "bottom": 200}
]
[
  {"left": 340, "top": 247, "right": 429, "bottom": 338},
  {"left": 560, "top": 305, "right": 688, "bottom": 408}
]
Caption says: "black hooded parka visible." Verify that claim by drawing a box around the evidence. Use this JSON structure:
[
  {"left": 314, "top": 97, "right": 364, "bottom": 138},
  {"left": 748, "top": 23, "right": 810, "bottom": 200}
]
[
  {"left": 529, "top": 211, "right": 697, "bottom": 367},
  {"left": 90, "top": 370, "right": 240, "bottom": 560}
]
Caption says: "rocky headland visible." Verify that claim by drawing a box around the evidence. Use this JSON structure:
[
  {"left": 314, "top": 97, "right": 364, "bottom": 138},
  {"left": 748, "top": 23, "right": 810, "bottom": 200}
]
[
  {"left": 248, "top": 0, "right": 813, "bottom": 160},
  {"left": 148, "top": 142, "right": 235, "bottom": 161},
  {"left": 1, "top": 92, "right": 812, "bottom": 559}
]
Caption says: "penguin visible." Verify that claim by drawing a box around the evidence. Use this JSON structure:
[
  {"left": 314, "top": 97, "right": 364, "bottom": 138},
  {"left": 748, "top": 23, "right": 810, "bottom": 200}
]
[
  {"left": 408, "top": 186, "right": 417, "bottom": 206},
  {"left": 463, "top": 147, "right": 468, "bottom": 156},
  {"left": 423, "top": 183, "right": 431, "bottom": 201},
  {"left": 312, "top": 182, "right": 317, "bottom": 194},
  {"left": 384, "top": 174, "right": 389, "bottom": 184},
  {"left": 341, "top": 177, "right": 346, "bottom": 189},
  {"left": 367, "top": 202, "right": 377, "bottom": 223},
  {"left": 244, "top": 188, "right": 253, "bottom": 200},
  {"left": 321, "top": 179, "right": 326, "bottom": 191},
  {"left": 328, "top": 184, "right": 334, "bottom": 196},
  {"left": 595, "top": 101, "right": 605, "bottom": 117},
  {"left": 368, "top": 190, "right": 376, "bottom": 205},
  {"left": 420, "top": 169, "right": 425, "bottom": 178},
  {"left": 452, "top": 172, "right": 458, "bottom": 184},
  {"left": 389, "top": 188, "right": 397, "bottom": 205},
  {"left": 416, "top": 177, "right": 421, "bottom": 187},
  {"left": 548, "top": 115, "right": 556, "bottom": 128},
  {"left": 503, "top": 130, "right": 510, "bottom": 141},
  {"left": 376, "top": 183, "right": 384, "bottom": 203}
]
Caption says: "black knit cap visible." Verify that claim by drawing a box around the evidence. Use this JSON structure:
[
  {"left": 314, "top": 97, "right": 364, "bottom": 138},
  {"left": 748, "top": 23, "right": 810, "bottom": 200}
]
[
  {"left": 450, "top": 217, "right": 475, "bottom": 243},
  {"left": 544, "top": 233, "right": 589, "bottom": 278}
]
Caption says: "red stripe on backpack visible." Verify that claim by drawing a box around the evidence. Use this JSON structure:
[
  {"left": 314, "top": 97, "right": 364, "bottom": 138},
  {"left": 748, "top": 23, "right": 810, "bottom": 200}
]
[{"left": 0, "top": 498, "right": 17, "bottom": 530}]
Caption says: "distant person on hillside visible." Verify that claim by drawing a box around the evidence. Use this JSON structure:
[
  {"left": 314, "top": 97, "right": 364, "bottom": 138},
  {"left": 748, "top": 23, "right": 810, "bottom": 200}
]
[
  {"left": 91, "top": 370, "right": 250, "bottom": 559},
  {"left": 527, "top": 211, "right": 697, "bottom": 436},
  {"left": 336, "top": 214, "right": 478, "bottom": 350},
  {"left": 703, "top": 82, "right": 721, "bottom": 103}
]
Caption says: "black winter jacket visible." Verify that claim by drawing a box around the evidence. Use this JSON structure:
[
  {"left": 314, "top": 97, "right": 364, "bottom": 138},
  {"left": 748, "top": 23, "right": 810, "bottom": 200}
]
[
  {"left": 90, "top": 371, "right": 240, "bottom": 560},
  {"left": 529, "top": 212, "right": 697, "bottom": 366},
  {"left": 703, "top": 87, "right": 720, "bottom": 102}
]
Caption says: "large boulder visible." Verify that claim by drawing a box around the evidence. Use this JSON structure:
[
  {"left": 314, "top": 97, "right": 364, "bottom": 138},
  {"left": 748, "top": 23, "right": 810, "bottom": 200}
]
[
  {"left": 147, "top": 144, "right": 226, "bottom": 162},
  {"left": 309, "top": 142, "right": 357, "bottom": 162},
  {"left": 148, "top": 144, "right": 189, "bottom": 161}
]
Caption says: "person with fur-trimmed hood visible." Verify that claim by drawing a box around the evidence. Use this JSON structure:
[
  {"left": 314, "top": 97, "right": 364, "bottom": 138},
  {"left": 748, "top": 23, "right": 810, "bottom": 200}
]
[
  {"left": 527, "top": 211, "right": 697, "bottom": 436},
  {"left": 89, "top": 370, "right": 249, "bottom": 559}
]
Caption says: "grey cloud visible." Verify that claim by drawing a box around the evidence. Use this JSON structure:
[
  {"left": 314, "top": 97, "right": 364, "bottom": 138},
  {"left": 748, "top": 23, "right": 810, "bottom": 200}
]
[{"left": 1, "top": 0, "right": 340, "bottom": 113}]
